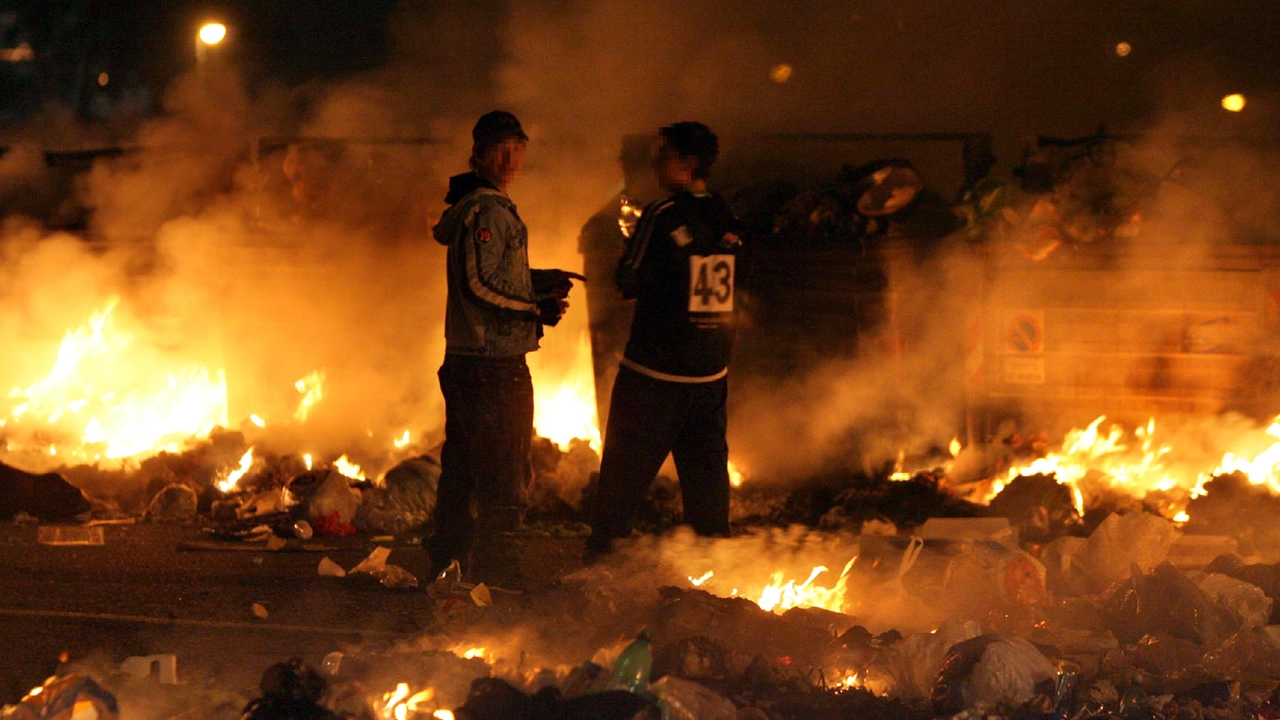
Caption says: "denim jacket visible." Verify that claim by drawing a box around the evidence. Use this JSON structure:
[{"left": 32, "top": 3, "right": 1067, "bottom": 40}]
[{"left": 434, "top": 174, "right": 543, "bottom": 357}]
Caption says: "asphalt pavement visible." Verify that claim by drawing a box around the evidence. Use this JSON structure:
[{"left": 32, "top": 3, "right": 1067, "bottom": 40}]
[{"left": 0, "top": 521, "right": 582, "bottom": 706}]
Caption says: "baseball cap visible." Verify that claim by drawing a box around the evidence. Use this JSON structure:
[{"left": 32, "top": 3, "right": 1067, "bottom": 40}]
[{"left": 472, "top": 111, "right": 529, "bottom": 149}]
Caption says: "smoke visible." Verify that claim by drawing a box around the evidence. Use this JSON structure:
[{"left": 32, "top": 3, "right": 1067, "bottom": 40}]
[{"left": 0, "top": 0, "right": 1277, "bottom": 491}]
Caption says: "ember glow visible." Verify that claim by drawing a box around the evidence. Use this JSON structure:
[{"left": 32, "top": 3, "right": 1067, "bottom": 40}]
[{"left": 3, "top": 299, "right": 228, "bottom": 464}]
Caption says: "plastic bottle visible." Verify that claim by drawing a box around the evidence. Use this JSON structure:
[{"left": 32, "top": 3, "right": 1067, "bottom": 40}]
[
  {"left": 612, "top": 630, "right": 652, "bottom": 693},
  {"left": 293, "top": 520, "right": 314, "bottom": 539}
]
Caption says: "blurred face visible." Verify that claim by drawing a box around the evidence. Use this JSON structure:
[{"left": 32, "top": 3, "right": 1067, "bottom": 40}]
[
  {"left": 474, "top": 138, "right": 527, "bottom": 190},
  {"left": 654, "top": 141, "right": 699, "bottom": 191}
]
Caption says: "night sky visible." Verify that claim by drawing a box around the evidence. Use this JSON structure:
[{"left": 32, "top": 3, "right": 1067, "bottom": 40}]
[{"left": 1, "top": 1, "right": 1278, "bottom": 137}]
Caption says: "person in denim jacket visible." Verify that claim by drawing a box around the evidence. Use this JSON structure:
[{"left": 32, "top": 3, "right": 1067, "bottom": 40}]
[{"left": 428, "top": 111, "right": 581, "bottom": 588}]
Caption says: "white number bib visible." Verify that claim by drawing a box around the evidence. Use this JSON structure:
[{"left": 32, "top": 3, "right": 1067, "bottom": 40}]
[{"left": 688, "top": 254, "right": 735, "bottom": 312}]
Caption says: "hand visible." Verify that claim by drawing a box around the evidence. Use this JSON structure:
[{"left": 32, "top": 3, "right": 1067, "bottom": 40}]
[
  {"left": 536, "top": 296, "right": 569, "bottom": 326},
  {"left": 531, "top": 269, "right": 586, "bottom": 300}
]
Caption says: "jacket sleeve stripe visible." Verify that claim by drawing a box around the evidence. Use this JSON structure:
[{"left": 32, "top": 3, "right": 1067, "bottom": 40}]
[
  {"left": 462, "top": 234, "right": 537, "bottom": 313},
  {"left": 621, "top": 199, "right": 674, "bottom": 271}
]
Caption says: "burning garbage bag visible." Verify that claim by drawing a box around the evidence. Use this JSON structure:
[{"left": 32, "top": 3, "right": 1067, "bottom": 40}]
[
  {"left": 240, "top": 659, "right": 338, "bottom": 720},
  {"left": 0, "top": 463, "right": 91, "bottom": 522},
  {"left": 930, "top": 635, "right": 1057, "bottom": 715},
  {"left": 1103, "top": 561, "right": 1240, "bottom": 645},
  {"left": 1041, "top": 512, "right": 1177, "bottom": 596},
  {"left": 3, "top": 674, "right": 119, "bottom": 720}
]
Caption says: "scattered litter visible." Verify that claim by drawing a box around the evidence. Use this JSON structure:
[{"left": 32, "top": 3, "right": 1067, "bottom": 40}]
[
  {"left": 252, "top": 603, "right": 269, "bottom": 619},
  {"left": 37, "top": 525, "right": 104, "bottom": 546},
  {"left": 350, "top": 546, "right": 391, "bottom": 574},
  {"left": 470, "top": 583, "right": 492, "bottom": 607},
  {"left": 6, "top": 673, "right": 119, "bottom": 720},
  {"left": 372, "top": 565, "right": 418, "bottom": 589},
  {"left": 293, "top": 520, "right": 313, "bottom": 539},
  {"left": 318, "top": 557, "right": 346, "bottom": 577},
  {"left": 265, "top": 535, "right": 287, "bottom": 551},
  {"left": 611, "top": 630, "right": 652, "bottom": 693},
  {"left": 652, "top": 676, "right": 736, "bottom": 720},
  {"left": 120, "top": 654, "right": 177, "bottom": 684}
]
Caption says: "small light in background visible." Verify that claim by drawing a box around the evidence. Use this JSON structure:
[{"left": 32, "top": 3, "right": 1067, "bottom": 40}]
[
  {"left": 97, "top": 72, "right": 108, "bottom": 86},
  {"left": 770, "top": 63, "right": 793, "bottom": 84},
  {"left": 198, "top": 23, "right": 227, "bottom": 46},
  {"left": 1115, "top": 42, "right": 1131, "bottom": 57},
  {"left": 1222, "top": 93, "right": 1246, "bottom": 112}
]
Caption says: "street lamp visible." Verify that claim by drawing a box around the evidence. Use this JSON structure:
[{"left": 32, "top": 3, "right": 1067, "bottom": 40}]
[{"left": 196, "top": 22, "right": 227, "bottom": 65}]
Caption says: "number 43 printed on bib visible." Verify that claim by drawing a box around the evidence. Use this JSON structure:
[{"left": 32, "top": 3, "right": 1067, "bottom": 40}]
[{"left": 688, "top": 254, "right": 734, "bottom": 312}]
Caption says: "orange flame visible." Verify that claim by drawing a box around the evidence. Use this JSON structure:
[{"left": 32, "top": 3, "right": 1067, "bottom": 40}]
[
  {"left": 530, "top": 330, "right": 601, "bottom": 453},
  {"left": 4, "top": 299, "right": 228, "bottom": 463}
]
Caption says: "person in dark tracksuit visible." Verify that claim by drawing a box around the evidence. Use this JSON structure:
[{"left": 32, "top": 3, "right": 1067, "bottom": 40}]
[
  {"left": 429, "top": 111, "right": 580, "bottom": 587},
  {"left": 585, "top": 121, "right": 744, "bottom": 561}
]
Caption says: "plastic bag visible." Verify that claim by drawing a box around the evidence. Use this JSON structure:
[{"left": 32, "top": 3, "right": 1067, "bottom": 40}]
[
  {"left": 653, "top": 676, "right": 737, "bottom": 720},
  {"left": 1104, "top": 562, "right": 1239, "bottom": 645},
  {"left": 287, "top": 470, "right": 360, "bottom": 526},
  {"left": 1044, "top": 512, "right": 1177, "bottom": 595},
  {"left": 931, "top": 635, "right": 1057, "bottom": 714},
  {"left": 1197, "top": 572, "right": 1273, "bottom": 629},
  {"left": 862, "top": 618, "right": 983, "bottom": 700}
]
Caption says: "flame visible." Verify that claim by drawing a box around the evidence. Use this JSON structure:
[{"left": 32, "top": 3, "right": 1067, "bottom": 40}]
[
  {"left": 217, "top": 447, "right": 255, "bottom": 492},
  {"left": 379, "top": 682, "right": 439, "bottom": 719},
  {"left": 294, "top": 371, "right": 325, "bottom": 422},
  {"left": 249, "top": 414, "right": 265, "bottom": 428},
  {"left": 728, "top": 461, "right": 744, "bottom": 488},
  {"left": 303, "top": 453, "right": 313, "bottom": 470},
  {"left": 688, "top": 570, "right": 714, "bottom": 587},
  {"left": 950, "top": 437, "right": 962, "bottom": 457},
  {"left": 531, "top": 330, "right": 602, "bottom": 453},
  {"left": 756, "top": 557, "right": 856, "bottom": 614},
  {"left": 434, "top": 712, "right": 454, "bottom": 720},
  {"left": 3, "top": 299, "right": 228, "bottom": 463},
  {"left": 461, "top": 647, "right": 486, "bottom": 660},
  {"left": 394, "top": 429, "right": 411, "bottom": 448},
  {"left": 333, "top": 454, "right": 365, "bottom": 481},
  {"left": 993, "top": 414, "right": 1280, "bottom": 517}
]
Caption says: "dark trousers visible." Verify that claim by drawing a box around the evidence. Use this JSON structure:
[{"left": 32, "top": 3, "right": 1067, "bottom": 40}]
[
  {"left": 428, "top": 353, "right": 533, "bottom": 573},
  {"left": 588, "top": 365, "right": 731, "bottom": 551}
]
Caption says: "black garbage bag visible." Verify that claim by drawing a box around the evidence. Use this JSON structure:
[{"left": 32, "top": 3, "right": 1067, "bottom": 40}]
[
  {"left": 0, "top": 462, "right": 90, "bottom": 521},
  {"left": 455, "top": 677, "right": 657, "bottom": 720},
  {"left": 1103, "top": 561, "right": 1240, "bottom": 645},
  {"left": 241, "top": 659, "right": 338, "bottom": 720}
]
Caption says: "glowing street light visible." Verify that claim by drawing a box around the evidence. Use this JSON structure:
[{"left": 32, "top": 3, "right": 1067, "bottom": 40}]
[
  {"left": 195, "top": 22, "right": 228, "bottom": 66},
  {"left": 199, "top": 23, "right": 227, "bottom": 46},
  {"left": 1221, "top": 93, "right": 1246, "bottom": 112}
]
